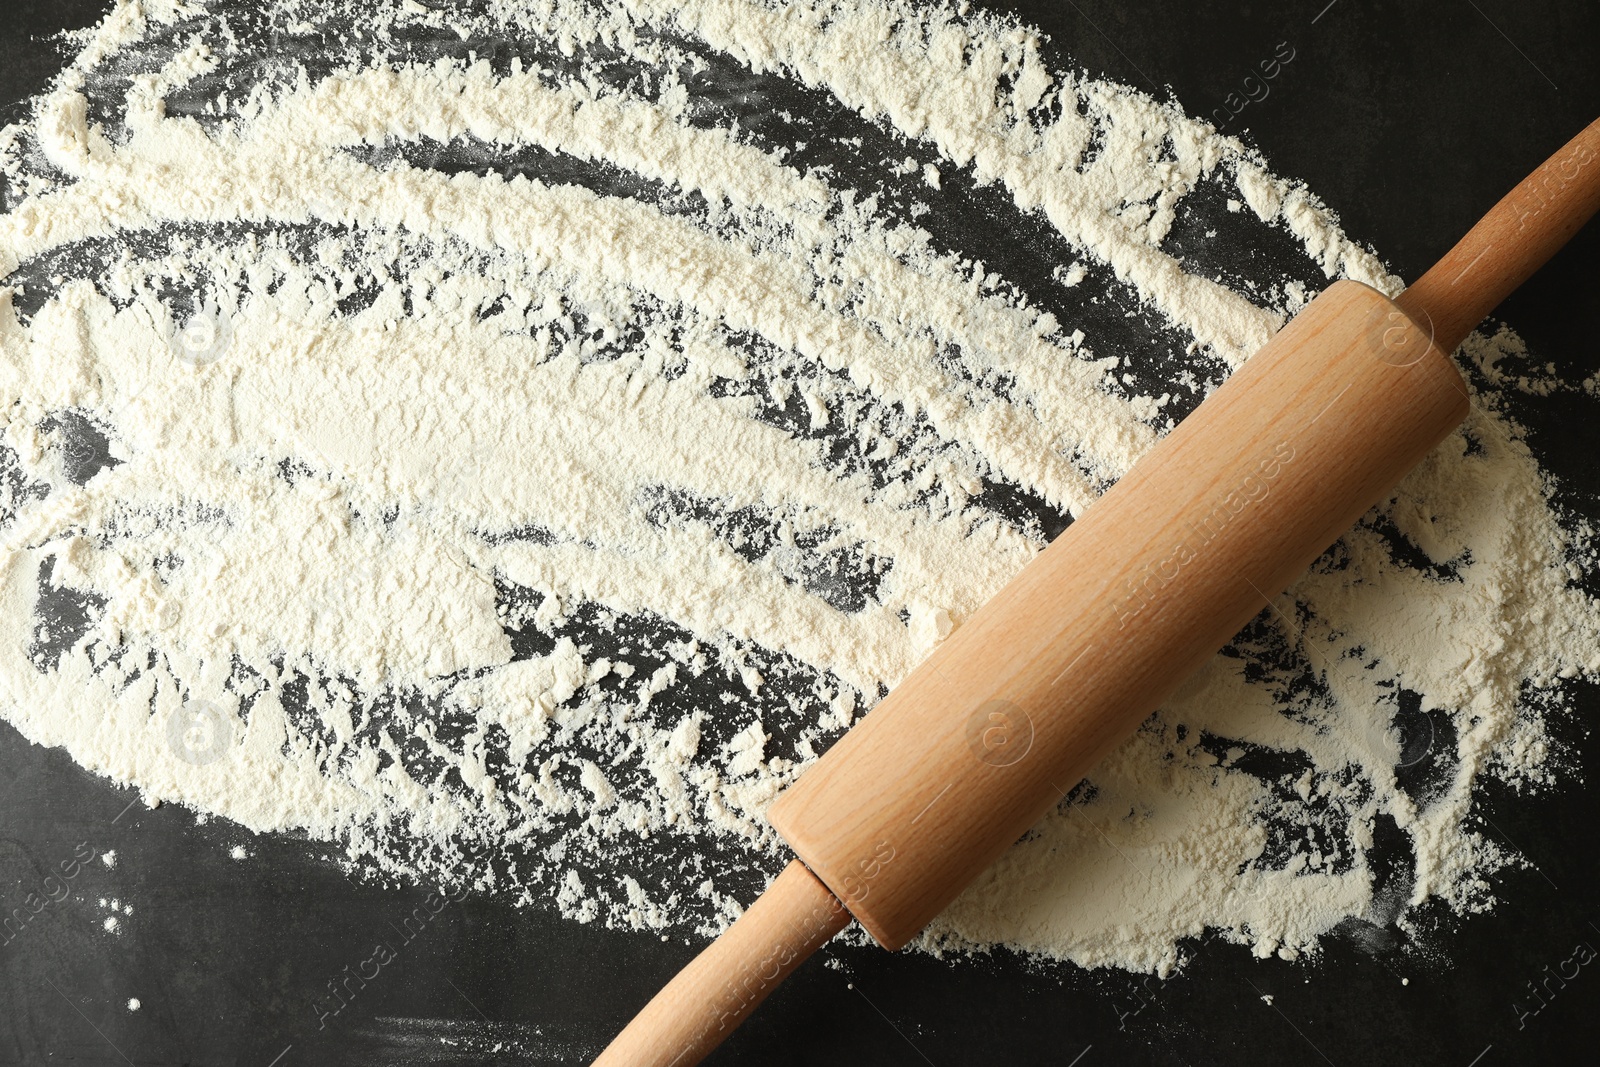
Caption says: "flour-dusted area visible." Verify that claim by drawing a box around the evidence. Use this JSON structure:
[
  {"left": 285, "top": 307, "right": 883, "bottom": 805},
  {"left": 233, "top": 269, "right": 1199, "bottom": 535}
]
[{"left": 0, "top": 0, "right": 1596, "bottom": 978}]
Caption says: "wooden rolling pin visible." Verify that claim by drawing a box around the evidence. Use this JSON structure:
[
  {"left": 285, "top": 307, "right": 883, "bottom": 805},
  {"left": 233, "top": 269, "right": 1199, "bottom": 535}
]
[{"left": 594, "top": 115, "right": 1600, "bottom": 1066}]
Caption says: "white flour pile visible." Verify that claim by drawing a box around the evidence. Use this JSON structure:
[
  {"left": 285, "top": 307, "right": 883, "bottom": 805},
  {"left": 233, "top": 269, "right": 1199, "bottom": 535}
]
[{"left": 1, "top": 0, "right": 1597, "bottom": 977}]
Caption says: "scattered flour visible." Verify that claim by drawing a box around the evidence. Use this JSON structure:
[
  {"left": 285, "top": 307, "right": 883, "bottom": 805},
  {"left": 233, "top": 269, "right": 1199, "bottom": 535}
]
[{"left": 0, "top": 0, "right": 1596, "bottom": 978}]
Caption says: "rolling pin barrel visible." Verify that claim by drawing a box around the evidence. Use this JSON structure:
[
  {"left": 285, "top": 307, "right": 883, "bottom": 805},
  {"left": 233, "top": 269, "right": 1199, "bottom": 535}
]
[
  {"left": 774, "top": 114, "right": 1600, "bottom": 950},
  {"left": 768, "top": 280, "right": 1468, "bottom": 948}
]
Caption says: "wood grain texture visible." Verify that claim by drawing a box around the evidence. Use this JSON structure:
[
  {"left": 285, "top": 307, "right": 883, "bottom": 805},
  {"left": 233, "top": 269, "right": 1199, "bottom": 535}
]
[
  {"left": 591, "top": 860, "right": 849, "bottom": 1067},
  {"left": 768, "top": 281, "right": 1469, "bottom": 950},
  {"left": 1397, "top": 115, "right": 1600, "bottom": 353}
]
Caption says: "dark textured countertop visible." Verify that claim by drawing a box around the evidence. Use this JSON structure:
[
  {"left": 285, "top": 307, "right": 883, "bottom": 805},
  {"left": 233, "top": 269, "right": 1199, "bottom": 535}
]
[{"left": 2, "top": 2, "right": 1597, "bottom": 1064}]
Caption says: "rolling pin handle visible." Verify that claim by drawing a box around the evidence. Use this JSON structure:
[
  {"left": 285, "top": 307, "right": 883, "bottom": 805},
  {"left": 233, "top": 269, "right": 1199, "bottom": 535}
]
[{"left": 591, "top": 860, "right": 849, "bottom": 1066}]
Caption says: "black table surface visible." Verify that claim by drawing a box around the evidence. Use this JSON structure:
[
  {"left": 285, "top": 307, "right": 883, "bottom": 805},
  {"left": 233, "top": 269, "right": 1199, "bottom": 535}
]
[{"left": 3, "top": 2, "right": 1598, "bottom": 1065}]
